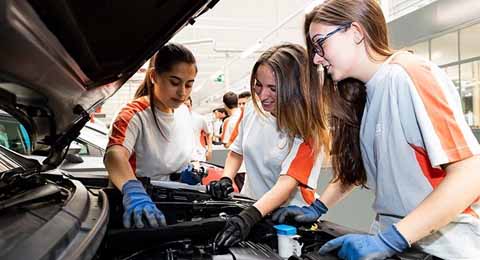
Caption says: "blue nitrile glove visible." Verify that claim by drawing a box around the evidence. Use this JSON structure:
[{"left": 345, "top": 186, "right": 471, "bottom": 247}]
[
  {"left": 318, "top": 224, "right": 409, "bottom": 260},
  {"left": 179, "top": 164, "right": 201, "bottom": 185},
  {"left": 272, "top": 199, "right": 328, "bottom": 224},
  {"left": 122, "top": 179, "right": 167, "bottom": 229}
]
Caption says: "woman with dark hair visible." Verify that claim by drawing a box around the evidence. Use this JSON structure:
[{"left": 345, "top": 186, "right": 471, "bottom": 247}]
[
  {"left": 104, "top": 43, "right": 197, "bottom": 229},
  {"left": 210, "top": 43, "right": 330, "bottom": 247},
  {"left": 276, "top": 0, "right": 480, "bottom": 259}
]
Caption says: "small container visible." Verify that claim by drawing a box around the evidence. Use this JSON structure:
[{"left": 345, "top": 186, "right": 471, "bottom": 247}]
[{"left": 274, "top": 224, "right": 303, "bottom": 259}]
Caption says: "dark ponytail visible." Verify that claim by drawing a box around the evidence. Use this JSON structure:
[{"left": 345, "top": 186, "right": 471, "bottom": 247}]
[
  {"left": 134, "top": 59, "right": 155, "bottom": 99},
  {"left": 134, "top": 43, "right": 196, "bottom": 139}
]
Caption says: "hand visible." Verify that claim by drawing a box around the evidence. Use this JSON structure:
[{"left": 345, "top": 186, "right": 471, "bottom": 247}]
[
  {"left": 206, "top": 177, "right": 234, "bottom": 199},
  {"left": 215, "top": 206, "right": 263, "bottom": 247},
  {"left": 318, "top": 225, "right": 409, "bottom": 260},
  {"left": 272, "top": 199, "right": 328, "bottom": 224},
  {"left": 180, "top": 164, "right": 201, "bottom": 185},
  {"left": 122, "top": 179, "right": 167, "bottom": 229}
]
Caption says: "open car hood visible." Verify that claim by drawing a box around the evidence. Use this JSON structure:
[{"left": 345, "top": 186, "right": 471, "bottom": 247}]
[{"left": 0, "top": 0, "right": 219, "bottom": 168}]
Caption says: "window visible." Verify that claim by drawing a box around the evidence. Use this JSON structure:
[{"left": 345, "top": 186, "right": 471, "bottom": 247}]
[
  {"left": 460, "top": 23, "right": 480, "bottom": 60},
  {"left": 431, "top": 32, "right": 458, "bottom": 65},
  {"left": 460, "top": 61, "right": 480, "bottom": 127},
  {"left": 0, "top": 112, "right": 31, "bottom": 155},
  {"left": 442, "top": 65, "right": 460, "bottom": 91}
]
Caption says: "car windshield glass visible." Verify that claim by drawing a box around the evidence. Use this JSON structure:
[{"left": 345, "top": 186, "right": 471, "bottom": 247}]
[{"left": 0, "top": 110, "right": 31, "bottom": 155}]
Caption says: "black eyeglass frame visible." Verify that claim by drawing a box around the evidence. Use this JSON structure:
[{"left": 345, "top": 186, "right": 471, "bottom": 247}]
[{"left": 311, "top": 23, "right": 352, "bottom": 57}]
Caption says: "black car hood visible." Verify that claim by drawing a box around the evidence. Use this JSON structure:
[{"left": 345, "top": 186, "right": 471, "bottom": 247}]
[{"left": 0, "top": 0, "right": 219, "bottom": 168}]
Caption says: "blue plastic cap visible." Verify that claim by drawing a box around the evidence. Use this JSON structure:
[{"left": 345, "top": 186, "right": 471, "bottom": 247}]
[{"left": 274, "top": 224, "right": 297, "bottom": 235}]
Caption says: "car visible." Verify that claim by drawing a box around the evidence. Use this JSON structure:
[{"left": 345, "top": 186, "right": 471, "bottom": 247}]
[
  {"left": 0, "top": 1, "right": 437, "bottom": 259},
  {"left": 0, "top": 109, "right": 108, "bottom": 173}
]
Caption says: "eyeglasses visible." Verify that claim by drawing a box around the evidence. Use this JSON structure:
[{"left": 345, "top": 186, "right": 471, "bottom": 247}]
[{"left": 311, "top": 23, "right": 351, "bottom": 57}]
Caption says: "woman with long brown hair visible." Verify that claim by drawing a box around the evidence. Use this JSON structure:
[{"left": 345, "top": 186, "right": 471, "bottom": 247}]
[
  {"left": 275, "top": 0, "right": 480, "bottom": 259},
  {"left": 105, "top": 43, "right": 197, "bottom": 229},
  {"left": 210, "top": 43, "right": 330, "bottom": 247}
]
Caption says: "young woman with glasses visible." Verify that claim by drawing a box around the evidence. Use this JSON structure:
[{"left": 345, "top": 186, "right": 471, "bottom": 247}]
[{"left": 274, "top": 0, "right": 480, "bottom": 259}]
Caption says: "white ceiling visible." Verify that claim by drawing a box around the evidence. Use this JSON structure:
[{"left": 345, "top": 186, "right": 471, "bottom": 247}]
[{"left": 170, "top": 0, "right": 317, "bottom": 114}]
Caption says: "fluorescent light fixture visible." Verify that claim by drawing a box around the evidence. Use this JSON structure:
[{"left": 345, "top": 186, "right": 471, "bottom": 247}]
[
  {"left": 240, "top": 41, "right": 263, "bottom": 59},
  {"left": 304, "top": 0, "right": 324, "bottom": 13}
]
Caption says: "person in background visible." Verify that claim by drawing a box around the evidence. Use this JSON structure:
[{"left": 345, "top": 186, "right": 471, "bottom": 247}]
[
  {"left": 104, "top": 43, "right": 197, "bottom": 229},
  {"left": 212, "top": 108, "right": 227, "bottom": 145},
  {"left": 275, "top": 1, "right": 480, "bottom": 259},
  {"left": 209, "top": 43, "right": 330, "bottom": 247},
  {"left": 184, "top": 96, "right": 213, "bottom": 161},
  {"left": 221, "top": 91, "right": 242, "bottom": 148},
  {"left": 238, "top": 91, "right": 252, "bottom": 109}
]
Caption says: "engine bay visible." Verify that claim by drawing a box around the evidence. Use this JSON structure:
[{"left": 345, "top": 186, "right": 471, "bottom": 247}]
[{"left": 96, "top": 179, "right": 438, "bottom": 260}]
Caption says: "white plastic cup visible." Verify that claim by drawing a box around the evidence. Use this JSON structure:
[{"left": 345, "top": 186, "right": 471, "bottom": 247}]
[{"left": 274, "top": 224, "right": 303, "bottom": 259}]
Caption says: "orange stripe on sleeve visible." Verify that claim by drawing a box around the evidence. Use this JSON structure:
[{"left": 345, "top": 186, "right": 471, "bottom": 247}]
[
  {"left": 228, "top": 108, "right": 244, "bottom": 145},
  {"left": 286, "top": 142, "right": 315, "bottom": 188},
  {"left": 411, "top": 144, "right": 478, "bottom": 218},
  {"left": 107, "top": 97, "right": 149, "bottom": 148},
  {"left": 300, "top": 186, "right": 315, "bottom": 205},
  {"left": 220, "top": 117, "right": 230, "bottom": 143},
  {"left": 392, "top": 55, "right": 472, "bottom": 162}
]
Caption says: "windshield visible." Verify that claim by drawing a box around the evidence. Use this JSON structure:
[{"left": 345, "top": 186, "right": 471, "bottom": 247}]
[{"left": 0, "top": 110, "right": 31, "bottom": 155}]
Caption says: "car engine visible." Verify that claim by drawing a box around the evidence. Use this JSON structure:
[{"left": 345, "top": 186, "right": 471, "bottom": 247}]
[{"left": 95, "top": 180, "right": 438, "bottom": 260}]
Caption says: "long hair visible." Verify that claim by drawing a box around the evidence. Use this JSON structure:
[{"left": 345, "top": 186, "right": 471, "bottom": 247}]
[
  {"left": 304, "top": 0, "right": 394, "bottom": 187},
  {"left": 250, "top": 43, "right": 330, "bottom": 156},
  {"left": 133, "top": 43, "right": 196, "bottom": 138}
]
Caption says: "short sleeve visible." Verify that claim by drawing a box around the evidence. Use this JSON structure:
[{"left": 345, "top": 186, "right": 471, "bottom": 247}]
[
  {"left": 229, "top": 119, "right": 244, "bottom": 156},
  {"left": 229, "top": 104, "right": 254, "bottom": 155},
  {"left": 392, "top": 61, "right": 480, "bottom": 166},
  {"left": 107, "top": 106, "right": 142, "bottom": 155},
  {"left": 279, "top": 138, "right": 323, "bottom": 189}
]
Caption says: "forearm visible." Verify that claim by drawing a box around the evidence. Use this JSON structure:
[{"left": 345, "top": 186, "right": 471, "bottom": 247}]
[
  {"left": 318, "top": 179, "right": 356, "bottom": 208},
  {"left": 254, "top": 175, "right": 298, "bottom": 216},
  {"left": 396, "top": 155, "right": 480, "bottom": 244},
  {"left": 222, "top": 150, "right": 243, "bottom": 180},
  {"left": 104, "top": 146, "right": 137, "bottom": 190}
]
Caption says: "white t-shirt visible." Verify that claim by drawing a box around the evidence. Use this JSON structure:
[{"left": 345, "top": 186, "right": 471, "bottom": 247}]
[
  {"left": 191, "top": 111, "right": 210, "bottom": 161},
  {"left": 107, "top": 97, "right": 194, "bottom": 181},
  {"left": 230, "top": 103, "right": 324, "bottom": 207},
  {"left": 223, "top": 108, "right": 242, "bottom": 144}
]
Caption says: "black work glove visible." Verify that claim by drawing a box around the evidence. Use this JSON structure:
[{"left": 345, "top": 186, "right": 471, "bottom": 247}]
[
  {"left": 215, "top": 206, "right": 263, "bottom": 247},
  {"left": 206, "top": 177, "right": 234, "bottom": 199}
]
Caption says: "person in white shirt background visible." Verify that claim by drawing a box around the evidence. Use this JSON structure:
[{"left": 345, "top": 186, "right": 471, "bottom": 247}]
[
  {"left": 221, "top": 91, "right": 242, "bottom": 148},
  {"left": 184, "top": 96, "right": 212, "bottom": 161}
]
